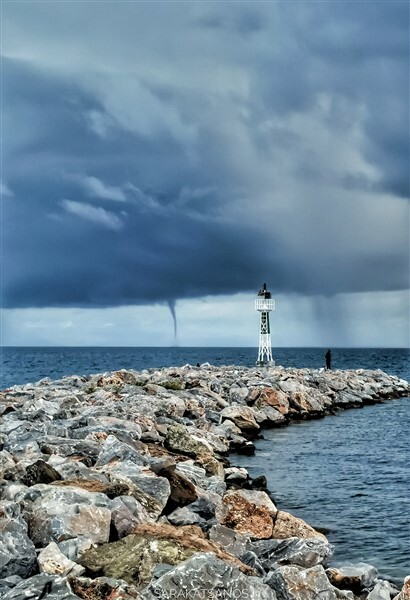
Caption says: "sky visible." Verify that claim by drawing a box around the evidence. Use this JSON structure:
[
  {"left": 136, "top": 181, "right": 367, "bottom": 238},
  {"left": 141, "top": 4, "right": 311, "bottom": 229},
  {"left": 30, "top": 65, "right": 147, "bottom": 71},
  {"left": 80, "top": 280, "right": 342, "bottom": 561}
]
[{"left": 1, "top": 1, "right": 409, "bottom": 347}]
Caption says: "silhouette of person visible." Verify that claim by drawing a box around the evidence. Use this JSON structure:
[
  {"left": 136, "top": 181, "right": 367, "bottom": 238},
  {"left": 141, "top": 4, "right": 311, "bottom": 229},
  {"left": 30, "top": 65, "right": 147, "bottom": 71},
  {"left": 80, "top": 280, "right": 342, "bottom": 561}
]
[{"left": 325, "top": 349, "right": 331, "bottom": 370}]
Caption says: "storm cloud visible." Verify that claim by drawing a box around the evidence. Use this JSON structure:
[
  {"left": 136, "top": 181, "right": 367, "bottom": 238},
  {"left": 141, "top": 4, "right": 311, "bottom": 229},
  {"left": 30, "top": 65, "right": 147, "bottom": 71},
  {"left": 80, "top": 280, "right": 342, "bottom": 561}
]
[{"left": 2, "top": 2, "right": 409, "bottom": 312}]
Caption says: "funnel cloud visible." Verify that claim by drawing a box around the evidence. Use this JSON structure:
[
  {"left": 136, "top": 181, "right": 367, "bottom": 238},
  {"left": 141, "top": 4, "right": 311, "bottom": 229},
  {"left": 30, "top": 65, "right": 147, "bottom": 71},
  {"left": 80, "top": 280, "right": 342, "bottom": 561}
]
[{"left": 167, "top": 300, "right": 178, "bottom": 344}]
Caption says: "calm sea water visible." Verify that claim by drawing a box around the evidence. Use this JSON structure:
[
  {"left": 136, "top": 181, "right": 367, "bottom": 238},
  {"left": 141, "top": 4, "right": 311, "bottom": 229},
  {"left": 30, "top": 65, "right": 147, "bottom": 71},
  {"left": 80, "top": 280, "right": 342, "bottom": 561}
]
[
  {"left": 232, "top": 398, "right": 410, "bottom": 584},
  {"left": 1, "top": 347, "right": 409, "bottom": 582}
]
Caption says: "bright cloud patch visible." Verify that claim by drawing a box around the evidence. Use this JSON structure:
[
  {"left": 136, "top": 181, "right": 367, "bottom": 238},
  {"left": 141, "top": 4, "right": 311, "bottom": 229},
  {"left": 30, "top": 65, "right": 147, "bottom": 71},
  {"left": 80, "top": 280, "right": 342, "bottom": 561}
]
[{"left": 61, "top": 199, "right": 123, "bottom": 231}]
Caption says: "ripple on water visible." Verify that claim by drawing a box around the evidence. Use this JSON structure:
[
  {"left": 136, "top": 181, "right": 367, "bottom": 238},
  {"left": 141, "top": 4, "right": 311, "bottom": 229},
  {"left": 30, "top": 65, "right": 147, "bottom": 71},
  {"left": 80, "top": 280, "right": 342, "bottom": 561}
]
[{"left": 232, "top": 398, "right": 410, "bottom": 584}]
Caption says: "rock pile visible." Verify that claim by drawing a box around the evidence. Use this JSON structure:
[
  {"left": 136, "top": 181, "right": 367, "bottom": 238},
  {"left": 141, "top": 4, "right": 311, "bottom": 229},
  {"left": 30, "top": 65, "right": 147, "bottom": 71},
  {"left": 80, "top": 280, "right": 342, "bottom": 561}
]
[{"left": 0, "top": 364, "right": 408, "bottom": 599}]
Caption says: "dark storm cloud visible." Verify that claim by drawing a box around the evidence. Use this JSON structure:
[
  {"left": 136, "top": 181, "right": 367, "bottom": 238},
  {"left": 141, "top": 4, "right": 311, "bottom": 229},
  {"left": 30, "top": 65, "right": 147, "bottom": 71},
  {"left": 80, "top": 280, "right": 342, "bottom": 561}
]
[
  {"left": 281, "top": 1, "right": 410, "bottom": 198},
  {"left": 2, "top": 2, "right": 409, "bottom": 310},
  {"left": 195, "top": 7, "right": 265, "bottom": 35}
]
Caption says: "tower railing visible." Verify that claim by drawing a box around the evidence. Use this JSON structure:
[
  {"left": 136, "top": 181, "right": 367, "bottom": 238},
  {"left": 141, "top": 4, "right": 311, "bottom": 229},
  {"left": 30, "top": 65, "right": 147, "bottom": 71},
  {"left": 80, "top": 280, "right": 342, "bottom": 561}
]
[{"left": 255, "top": 298, "right": 275, "bottom": 312}]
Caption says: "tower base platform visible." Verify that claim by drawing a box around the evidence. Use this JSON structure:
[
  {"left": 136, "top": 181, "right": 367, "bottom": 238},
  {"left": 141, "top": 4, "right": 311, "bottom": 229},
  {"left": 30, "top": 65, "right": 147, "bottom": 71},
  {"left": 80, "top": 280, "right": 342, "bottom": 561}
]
[{"left": 255, "top": 360, "right": 275, "bottom": 367}]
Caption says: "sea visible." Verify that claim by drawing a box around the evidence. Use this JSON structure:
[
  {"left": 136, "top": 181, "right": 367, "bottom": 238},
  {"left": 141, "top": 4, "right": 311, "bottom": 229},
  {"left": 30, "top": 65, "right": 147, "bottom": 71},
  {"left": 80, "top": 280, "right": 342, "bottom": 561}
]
[{"left": 1, "top": 347, "right": 409, "bottom": 583}]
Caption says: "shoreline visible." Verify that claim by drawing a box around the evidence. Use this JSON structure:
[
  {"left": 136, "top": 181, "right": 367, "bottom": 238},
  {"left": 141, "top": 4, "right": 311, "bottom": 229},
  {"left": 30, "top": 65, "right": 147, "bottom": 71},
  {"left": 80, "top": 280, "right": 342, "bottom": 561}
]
[{"left": 0, "top": 364, "right": 409, "bottom": 599}]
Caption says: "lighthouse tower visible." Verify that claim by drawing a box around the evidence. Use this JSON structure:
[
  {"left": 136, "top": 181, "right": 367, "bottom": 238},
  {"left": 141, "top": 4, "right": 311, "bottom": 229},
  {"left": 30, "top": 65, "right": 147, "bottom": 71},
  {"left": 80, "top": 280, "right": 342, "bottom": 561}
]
[{"left": 255, "top": 283, "right": 275, "bottom": 366}]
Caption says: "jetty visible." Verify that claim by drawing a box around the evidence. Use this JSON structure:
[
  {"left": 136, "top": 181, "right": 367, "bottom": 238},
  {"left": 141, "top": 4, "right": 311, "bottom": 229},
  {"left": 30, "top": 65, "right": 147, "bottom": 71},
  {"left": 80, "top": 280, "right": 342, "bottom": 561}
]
[{"left": 0, "top": 365, "right": 409, "bottom": 599}]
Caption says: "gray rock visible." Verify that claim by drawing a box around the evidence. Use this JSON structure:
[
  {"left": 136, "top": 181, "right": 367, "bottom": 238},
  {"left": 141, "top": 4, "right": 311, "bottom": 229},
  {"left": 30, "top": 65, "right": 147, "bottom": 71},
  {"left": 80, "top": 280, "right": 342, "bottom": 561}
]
[
  {"left": 327, "top": 379, "right": 348, "bottom": 392},
  {"left": 212, "top": 419, "right": 243, "bottom": 437},
  {"left": 151, "top": 563, "right": 174, "bottom": 579},
  {"left": 176, "top": 460, "right": 207, "bottom": 489},
  {"left": 23, "top": 485, "right": 112, "bottom": 545},
  {"left": 2, "top": 574, "right": 80, "bottom": 600},
  {"left": 279, "top": 380, "right": 300, "bottom": 394},
  {"left": 167, "top": 497, "right": 216, "bottom": 529},
  {"left": 367, "top": 580, "right": 398, "bottom": 600},
  {"left": 265, "top": 564, "right": 338, "bottom": 599},
  {"left": 189, "top": 428, "right": 230, "bottom": 454},
  {"left": 105, "top": 461, "right": 171, "bottom": 518},
  {"left": 220, "top": 406, "right": 260, "bottom": 432},
  {"left": 240, "top": 550, "right": 266, "bottom": 576},
  {"left": 4, "top": 430, "right": 42, "bottom": 461},
  {"left": 0, "top": 576, "right": 23, "bottom": 596},
  {"left": 94, "top": 434, "right": 147, "bottom": 467},
  {"left": 251, "top": 537, "right": 334, "bottom": 569},
  {"left": 229, "top": 384, "right": 250, "bottom": 404},
  {"left": 0, "top": 508, "right": 37, "bottom": 578},
  {"left": 0, "top": 483, "right": 30, "bottom": 503},
  {"left": 208, "top": 524, "right": 250, "bottom": 558},
  {"left": 38, "top": 542, "right": 85, "bottom": 576},
  {"left": 327, "top": 562, "right": 379, "bottom": 591},
  {"left": 110, "top": 495, "right": 151, "bottom": 538},
  {"left": 186, "top": 496, "right": 216, "bottom": 519},
  {"left": 334, "top": 392, "right": 363, "bottom": 406},
  {"left": 0, "top": 450, "right": 16, "bottom": 479},
  {"left": 256, "top": 405, "right": 287, "bottom": 426},
  {"left": 143, "top": 553, "right": 277, "bottom": 600},
  {"left": 40, "top": 437, "right": 101, "bottom": 466},
  {"left": 0, "top": 576, "right": 23, "bottom": 588},
  {"left": 334, "top": 590, "right": 355, "bottom": 600},
  {"left": 87, "top": 415, "right": 142, "bottom": 437},
  {"left": 58, "top": 538, "right": 93, "bottom": 562},
  {"left": 167, "top": 505, "right": 207, "bottom": 527},
  {"left": 175, "top": 461, "right": 224, "bottom": 493},
  {"left": 54, "top": 461, "right": 109, "bottom": 483},
  {"left": 225, "top": 466, "right": 249, "bottom": 482}
]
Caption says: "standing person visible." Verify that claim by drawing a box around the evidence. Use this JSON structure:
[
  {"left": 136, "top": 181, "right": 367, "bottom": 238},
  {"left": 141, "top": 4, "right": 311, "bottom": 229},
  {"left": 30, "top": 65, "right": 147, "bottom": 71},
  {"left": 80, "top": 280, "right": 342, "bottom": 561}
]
[{"left": 325, "top": 349, "right": 331, "bottom": 370}]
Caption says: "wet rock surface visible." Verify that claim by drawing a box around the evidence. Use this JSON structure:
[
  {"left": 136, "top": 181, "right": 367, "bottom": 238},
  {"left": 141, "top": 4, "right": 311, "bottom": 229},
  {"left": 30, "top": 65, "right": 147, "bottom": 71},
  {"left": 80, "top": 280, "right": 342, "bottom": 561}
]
[{"left": 0, "top": 364, "right": 408, "bottom": 598}]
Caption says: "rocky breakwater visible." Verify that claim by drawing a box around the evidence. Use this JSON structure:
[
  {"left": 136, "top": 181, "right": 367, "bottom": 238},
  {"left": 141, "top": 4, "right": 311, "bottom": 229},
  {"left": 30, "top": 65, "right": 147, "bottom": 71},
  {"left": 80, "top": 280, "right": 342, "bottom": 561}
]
[{"left": 0, "top": 364, "right": 408, "bottom": 600}]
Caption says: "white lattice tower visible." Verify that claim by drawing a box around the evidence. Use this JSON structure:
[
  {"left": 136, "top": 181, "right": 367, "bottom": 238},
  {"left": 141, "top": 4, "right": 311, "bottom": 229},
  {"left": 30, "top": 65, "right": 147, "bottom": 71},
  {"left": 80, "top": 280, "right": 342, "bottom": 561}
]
[{"left": 255, "top": 285, "right": 275, "bottom": 366}]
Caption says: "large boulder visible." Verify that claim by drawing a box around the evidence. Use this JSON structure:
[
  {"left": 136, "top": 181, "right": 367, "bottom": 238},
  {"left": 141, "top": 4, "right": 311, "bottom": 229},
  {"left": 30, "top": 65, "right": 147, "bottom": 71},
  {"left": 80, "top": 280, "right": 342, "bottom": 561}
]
[
  {"left": 272, "top": 511, "right": 327, "bottom": 541},
  {"left": 87, "top": 415, "right": 142, "bottom": 439},
  {"left": 22, "top": 485, "right": 112, "bottom": 546},
  {"left": 254, "top": 387, "right": 290, "bottom": 415},
  {"left": 165, "top": 424, "right": 213, "bottom": 457},
  {"left": 326, "top": 563, "right": 378, "bottom": 594},
  {"left": 167, "top": 497, "right": 216, "bottom": 529},
  {"left": 78, "top": 523, "right": 254, "bottom": 587},
  {"left": 110, "top": 496, "right": 151, "bottom": 538},
  {"left": 152, "top": 463, "right": 198, "bottom": 510},
  {"left": 39, "top": 437, "right": 101, "bottom": 466},
  {"left": 102, "top": 461, "right": 171, "bottom": 519},
  {"left": 254, "top": 406, "right": 287, "bottom": 427},
  {"left": 368, "top": 580, "right": 400, "bottom": 600},
  {"left": 94, "top": 435, "right": 147, "bottom": 467},
  {"left": 2, "top": 574, "right": 79, "bottom": 600},
  {"left": 288, "top": 391, "right": 327, "bottom": 415},
  {"left": 250, "top": 537, "right": 333, "bottom": 569},
  {"left": 21, "top": 459, "right": 63, "bottom": 486},
  {"left": 222, "top": 489, "right": 277, "bottom": 539},
  {"left": 265, "top": 564, "right": 338, "bottom": 600},
  {"left": 229, "top": 384, "right": 250, "bottom": 404},
  {"left": 143, "top": 553, "right": 277, "bottom": 600},
  {"left": 96, "top": 370, "right": 139, "bottom": 387},
  {"left": 38, "top": 542, "right": 85, "bottom": 577},
  {"left": 0, "top": 450, "right": 16, "bottom": 479},
  {"left": 0, "top": 504, "right": 37, "bottom": 578},
  {"left": 208, "top": 524, "right": 250, "bottom": 558},
  {"left": 220, "top": 406, "right": 260, "bottom": 432}
]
